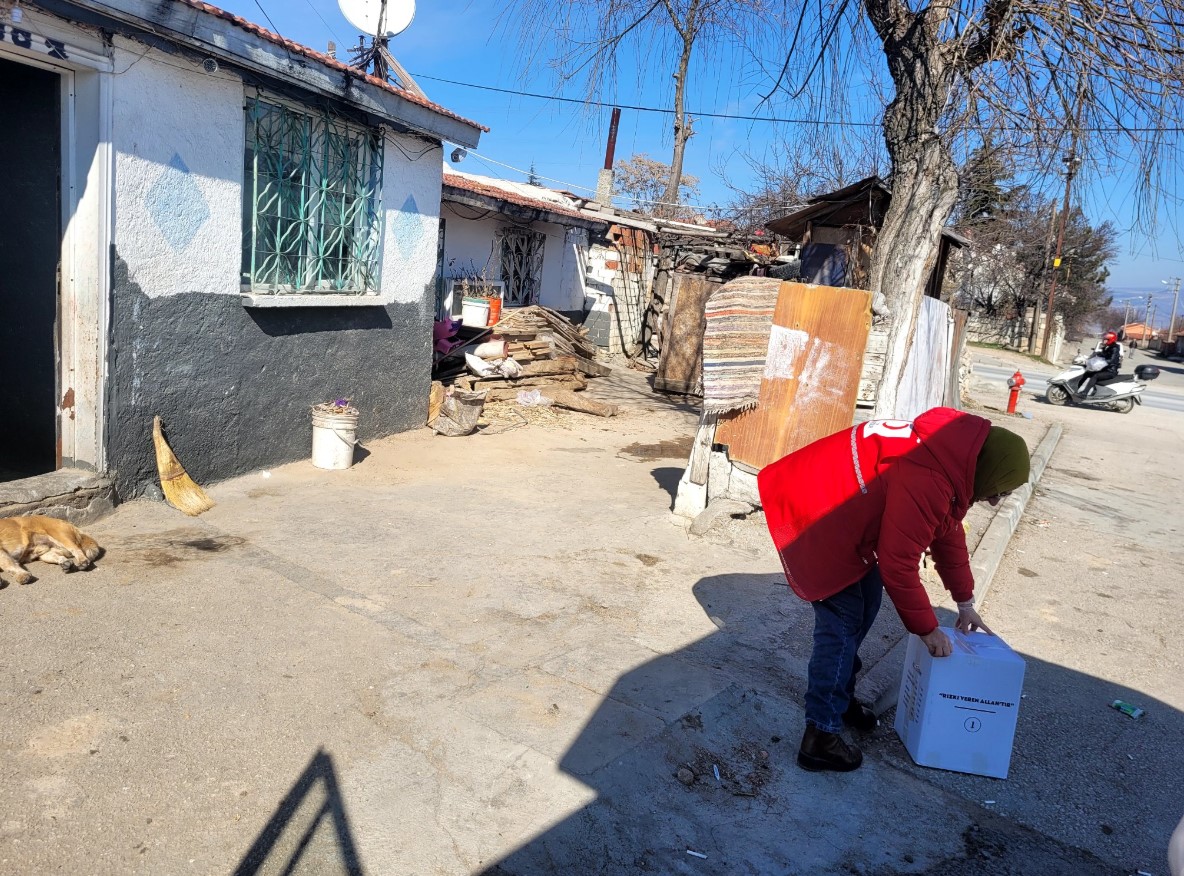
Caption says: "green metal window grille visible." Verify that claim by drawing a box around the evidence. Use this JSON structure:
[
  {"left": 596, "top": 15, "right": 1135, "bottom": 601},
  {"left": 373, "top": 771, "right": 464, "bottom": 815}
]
[{"left": 242, "top": 96, "right": 384, "bottom": 294}]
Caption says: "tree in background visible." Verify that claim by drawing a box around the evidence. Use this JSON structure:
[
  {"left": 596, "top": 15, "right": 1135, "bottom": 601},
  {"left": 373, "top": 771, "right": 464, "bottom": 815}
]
[
  {"left": 956, "top": 144, "right": 1018, "bottom": 227},
  {"left": 770, "top": 0, "right": 1184, "bottom": 414},
  {"left": 1049, "top": 209, "right": 1118, "bottom": 334},
  {"left": 506, "top": 0, "right": 780, "bottom": 219},
  {"left": 613, "top": 154, "right": 701, "bottom": 218},
  {"left": 952, "top": 168, "right": 1118, "bottom": 339},
  {"left": 721, "top": 133, "right": 885, "bottom": 233}
]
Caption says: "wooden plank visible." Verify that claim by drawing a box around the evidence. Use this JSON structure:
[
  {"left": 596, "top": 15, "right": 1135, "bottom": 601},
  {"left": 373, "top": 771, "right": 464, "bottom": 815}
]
[
  {"left": 514, "top": 357, "right": 580, "bottom": 377},
  {"left": 687, "top": 412, "right": 719, "bottom": 485},
  {"left": 570, "top": 357, "right": 612, "bottom": 378},
  {"left": 428, "top": 382, "right": 445, "bottom": 424},
  {"left": 480, "top": 383, "right": 582, "bottom": 402},
  {"left": 654, "top": 273, "right": 713, "bottom": 396},
  {"left": 455, "top": 373, "right": 587, "bottom": 392},
  {"left": 946, "top": 309, "right": 970, "bottom": 407},
  {"left": 714, "top": 282, "right": 872, "bottom": 470},
  {"left": 544, "top": 390, "right": 618, "bottom": 417}
]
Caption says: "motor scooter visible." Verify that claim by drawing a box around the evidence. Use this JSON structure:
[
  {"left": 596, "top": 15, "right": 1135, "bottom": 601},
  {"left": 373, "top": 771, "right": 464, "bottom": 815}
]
[{"left": 1045, "top": 353, "right": 1160, "bottom": 413}]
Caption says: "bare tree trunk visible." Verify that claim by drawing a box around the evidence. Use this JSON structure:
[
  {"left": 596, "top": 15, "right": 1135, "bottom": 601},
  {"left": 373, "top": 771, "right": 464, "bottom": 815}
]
[
  {"left": 866, "top": 2, "right": 960, "bottom": 418},
  {"left": 871, "top": 72, "right": 961, "bottom": 416},
  {"left": 870, "top": 145, "right": 959, "bottom": 417},
  {"left": 661, "top": 36, "right": 695, "bottom": 216}
]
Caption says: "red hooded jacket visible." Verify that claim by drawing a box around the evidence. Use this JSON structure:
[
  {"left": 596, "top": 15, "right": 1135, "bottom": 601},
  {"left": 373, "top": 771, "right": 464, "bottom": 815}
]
[{"left": 757, "top": 407, "right": 991, "bottom": 635}]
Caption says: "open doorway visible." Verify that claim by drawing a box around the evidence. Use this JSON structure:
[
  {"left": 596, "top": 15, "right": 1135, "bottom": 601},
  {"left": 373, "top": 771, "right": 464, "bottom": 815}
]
[{"left": 0, "top": 56, "right": 61, "bottom": 481}]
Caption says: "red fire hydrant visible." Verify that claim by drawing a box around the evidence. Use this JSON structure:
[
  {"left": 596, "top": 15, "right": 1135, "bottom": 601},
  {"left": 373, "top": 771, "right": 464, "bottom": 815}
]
[{"left": 1006, "top": 371, "right": 1025, "bottom": 414}]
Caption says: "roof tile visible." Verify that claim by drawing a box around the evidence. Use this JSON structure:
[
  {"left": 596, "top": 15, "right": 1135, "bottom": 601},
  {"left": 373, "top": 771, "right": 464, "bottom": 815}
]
[
  {"left": 442, "top": 173, "right": 591, "bottom": 221},
  {"left": 175, "top": 0, "right": 487, "bottom": 132}
]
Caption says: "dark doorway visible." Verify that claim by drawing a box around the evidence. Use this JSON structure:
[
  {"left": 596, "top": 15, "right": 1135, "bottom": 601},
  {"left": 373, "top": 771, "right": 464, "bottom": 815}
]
[{"left": 0, "top": 57, "right": 61, "bottom": 481}]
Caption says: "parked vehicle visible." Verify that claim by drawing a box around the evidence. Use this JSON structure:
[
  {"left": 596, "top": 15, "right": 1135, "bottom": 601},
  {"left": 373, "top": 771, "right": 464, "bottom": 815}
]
[{"left": 1045, "top": 354, "right": 1160, "bottom": 413}]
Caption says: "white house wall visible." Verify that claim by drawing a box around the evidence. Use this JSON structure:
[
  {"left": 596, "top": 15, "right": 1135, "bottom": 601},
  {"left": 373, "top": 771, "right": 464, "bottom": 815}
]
[
  {"left": 556, "top": 227, "right": 590, "bottom": 314},
  {"left": 583, "top": 239, "right": 655, "bottom": 355},
  {"left": 104, "top": 40, "right": 444, "bottom": 498},
  {"left": 440, "top": 207, "right": 578, "bottom": 314},
  {"left": 535, "top": 221, "right": 567, "bottom": 311},
  {"left": 442, "top": 208, "right": 502, "bottom": 283},
  {"left": 381, "top": 132, "right": 443, "bottom": 305},
  {"left": 111, "top": 44, "right": 243, "bottom": 299}
]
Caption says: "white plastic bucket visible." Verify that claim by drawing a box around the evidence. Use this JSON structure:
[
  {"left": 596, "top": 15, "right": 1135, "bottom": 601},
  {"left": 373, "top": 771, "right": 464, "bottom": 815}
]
[
  {"left": 311, "top": 409, "right": 358, "bottom": 470},
  {"left": 461, "top": 296, "right": 490, "bottom": 328}
]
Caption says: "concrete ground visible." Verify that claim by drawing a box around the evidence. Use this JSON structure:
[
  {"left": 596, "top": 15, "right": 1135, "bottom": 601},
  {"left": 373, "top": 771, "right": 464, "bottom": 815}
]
[{"left": 0, "top": 358, "right": 1177, "bottom": 875}]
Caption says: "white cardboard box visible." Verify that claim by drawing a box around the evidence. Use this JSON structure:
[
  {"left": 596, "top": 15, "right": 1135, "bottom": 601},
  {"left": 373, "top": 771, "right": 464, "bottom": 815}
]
[{"left": 894, "top": 627, "right": 1026, "bottom": 779}]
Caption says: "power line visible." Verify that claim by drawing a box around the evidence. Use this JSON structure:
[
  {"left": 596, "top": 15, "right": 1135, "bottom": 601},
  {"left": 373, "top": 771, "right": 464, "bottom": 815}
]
[
  {"left": 299, "top": 0, "right": 348, "bottom": 51},
  {"left": 461, "top": 148, "right": 745, "bottom": 214},
  {"left": 413, "top": 72, "right": 1184, "bottom": 135},
  {"left": 464, "top": 150, "right": 596, "bottom": 193},
  {"left": 412, "top": 73, "right": 880, "bottom": 128},
  {"left": 252, "top": 0, "right": 295, "bottom": 62}
]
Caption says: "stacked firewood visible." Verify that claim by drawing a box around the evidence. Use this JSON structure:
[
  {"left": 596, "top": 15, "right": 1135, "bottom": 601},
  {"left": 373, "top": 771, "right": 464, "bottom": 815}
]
[
  {"left": 495, "top": 306, "right": 608, "bottom": 374},
  {"left": 452, "top": 306, "right": 618, "bottom": 416}
]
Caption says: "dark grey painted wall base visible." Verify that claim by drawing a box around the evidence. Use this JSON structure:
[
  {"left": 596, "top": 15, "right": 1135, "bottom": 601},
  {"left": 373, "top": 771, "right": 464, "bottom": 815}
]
[{"left": 107, "top": 256, "right": 433, "bottom": 499}]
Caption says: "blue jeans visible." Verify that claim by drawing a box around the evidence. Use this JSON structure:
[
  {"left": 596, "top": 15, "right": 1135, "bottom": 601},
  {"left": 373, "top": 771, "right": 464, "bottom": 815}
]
[{"left": 804, "top": 566, "right": 884, "bottom": 733}]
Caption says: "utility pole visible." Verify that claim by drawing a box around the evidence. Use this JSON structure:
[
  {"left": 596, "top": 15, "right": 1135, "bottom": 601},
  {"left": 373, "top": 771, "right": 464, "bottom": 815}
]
[
  {"left": 1040, "top": 144, "right": 1082, "bottom": 358},
  {"left": 1146, "top": 293, "right": 1154, "bottom": 343},
  {"left": 1164, "top": 277, "right": 1182, "bottom": 345},
  {"left": 1029, "top": 202, "right": 1059, "bottom": 353},
  {"left": 1122, "top": 300, "right": 1132, "bottom": 331}
]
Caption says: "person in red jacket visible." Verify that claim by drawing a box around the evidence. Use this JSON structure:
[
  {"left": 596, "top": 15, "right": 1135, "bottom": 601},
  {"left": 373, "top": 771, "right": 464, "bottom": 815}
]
[{"left": 758, "top": 407, "right": 1031, "bottom": 772}]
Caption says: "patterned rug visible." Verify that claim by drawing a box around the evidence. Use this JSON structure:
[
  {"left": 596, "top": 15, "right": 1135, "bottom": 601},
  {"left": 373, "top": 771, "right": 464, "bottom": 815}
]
[{"left": 701, "top": 276, "right": 783, "bottom": 414}]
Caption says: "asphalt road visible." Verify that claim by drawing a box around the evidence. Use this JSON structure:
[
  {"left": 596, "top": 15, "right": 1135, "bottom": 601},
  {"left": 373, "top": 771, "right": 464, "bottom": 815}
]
[{"left": 972, "top": 361, "right": 1184, "bottom": 413}]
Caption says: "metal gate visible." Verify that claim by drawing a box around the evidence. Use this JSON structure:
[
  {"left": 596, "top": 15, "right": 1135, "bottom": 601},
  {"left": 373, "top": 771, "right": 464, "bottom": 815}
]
[{"left": 498, "top": 227, "right": 545, "bottom": 306}]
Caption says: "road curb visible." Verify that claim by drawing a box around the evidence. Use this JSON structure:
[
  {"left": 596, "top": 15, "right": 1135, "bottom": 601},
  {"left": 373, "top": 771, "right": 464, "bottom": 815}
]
[{"left": 862, "top": 421, "right": 1064, "bottom": 717}]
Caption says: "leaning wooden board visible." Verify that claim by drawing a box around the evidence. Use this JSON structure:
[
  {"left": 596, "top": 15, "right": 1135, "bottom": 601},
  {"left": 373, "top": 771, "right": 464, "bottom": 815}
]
[
  {"left": 714, "top": 281, "right": 872, "bottom": 470},
  {"left": 654, "top": 273, "right": 714, "bottom": 396}
]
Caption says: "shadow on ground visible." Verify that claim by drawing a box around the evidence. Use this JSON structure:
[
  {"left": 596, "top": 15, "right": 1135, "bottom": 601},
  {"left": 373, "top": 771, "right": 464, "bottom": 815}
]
[
  {"left": 235, "top": 749, "right": 363, "bottom": 876},
  {"left": 470, "top": 572, "right": 1176, "bottom": 876},
  {"left": 650, "top": 466, "right": 683, "bottom": 504}
]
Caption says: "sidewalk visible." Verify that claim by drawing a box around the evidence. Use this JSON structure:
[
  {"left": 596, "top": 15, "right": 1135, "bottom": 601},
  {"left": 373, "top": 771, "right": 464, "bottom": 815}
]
[{"left": 0, "top": 368, "right": 1124, "bottom": 875}]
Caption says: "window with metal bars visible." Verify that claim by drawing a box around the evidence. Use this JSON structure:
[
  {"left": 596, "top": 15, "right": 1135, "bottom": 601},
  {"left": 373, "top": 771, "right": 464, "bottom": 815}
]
[
  {"left": 241, "top": 95, "right": 384, "bottom": 295},
  {"left": 498, "top": 226, "right": 546, "bottom": 306}
]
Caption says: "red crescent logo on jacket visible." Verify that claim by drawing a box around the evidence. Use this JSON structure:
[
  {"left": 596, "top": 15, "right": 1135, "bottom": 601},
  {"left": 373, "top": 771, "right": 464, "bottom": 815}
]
[{"left": 851, "top": 419, "right": 915, "bottom": 494}]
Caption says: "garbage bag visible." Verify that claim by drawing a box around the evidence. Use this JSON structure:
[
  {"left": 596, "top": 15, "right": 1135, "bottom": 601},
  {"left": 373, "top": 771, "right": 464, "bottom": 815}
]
[{"left": 429, "top": 389, "right": 487, "bottom": 437}]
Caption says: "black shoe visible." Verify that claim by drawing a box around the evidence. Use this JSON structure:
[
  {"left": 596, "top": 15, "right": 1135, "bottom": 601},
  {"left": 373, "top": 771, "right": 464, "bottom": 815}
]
[
  {"left": 842, "top": 700, "right": 878, "bottom": 732},
  {"left": 797, "top": 724, "right": 863, "bottom": 772}
]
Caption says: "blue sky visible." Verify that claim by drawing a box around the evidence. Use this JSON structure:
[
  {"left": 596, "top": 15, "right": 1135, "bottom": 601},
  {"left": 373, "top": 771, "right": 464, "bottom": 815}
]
[{"left": 222, "top": 0, "right": 1184, "bottom": 326}]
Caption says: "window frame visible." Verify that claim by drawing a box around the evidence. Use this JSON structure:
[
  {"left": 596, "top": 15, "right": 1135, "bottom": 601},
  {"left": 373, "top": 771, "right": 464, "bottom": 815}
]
[{"left": 241, "top": 92, "right": 386, "bottom": 305}]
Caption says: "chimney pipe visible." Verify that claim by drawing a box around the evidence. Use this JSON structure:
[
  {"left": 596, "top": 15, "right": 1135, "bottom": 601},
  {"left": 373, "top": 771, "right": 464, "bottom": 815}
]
[{"left": 596, "top": 108, "right": 621, "bottom": 205}]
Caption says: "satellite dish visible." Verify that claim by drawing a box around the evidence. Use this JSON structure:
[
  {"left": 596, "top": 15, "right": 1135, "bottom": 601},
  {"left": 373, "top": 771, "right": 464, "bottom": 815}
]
[{"left": 338, "top": 0, "right": 415, "bottom": 38}]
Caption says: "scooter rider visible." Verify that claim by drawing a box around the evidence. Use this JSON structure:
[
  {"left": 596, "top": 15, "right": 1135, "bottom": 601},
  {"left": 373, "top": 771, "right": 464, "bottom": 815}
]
[{"left": 1080, "top": 331, "right": 1123, "bottom": 396}]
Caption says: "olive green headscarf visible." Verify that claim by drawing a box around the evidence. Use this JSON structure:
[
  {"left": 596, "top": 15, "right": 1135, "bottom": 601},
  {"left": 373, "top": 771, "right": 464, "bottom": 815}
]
[{"left": 973, "top": 427, "right": 1031, "bottom": 499}]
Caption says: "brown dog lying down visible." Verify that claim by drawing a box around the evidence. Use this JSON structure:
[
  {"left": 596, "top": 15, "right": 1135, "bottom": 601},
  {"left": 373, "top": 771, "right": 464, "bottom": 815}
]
[{"left": 0, "top": 515, "right": 103, "bottom": 586}]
